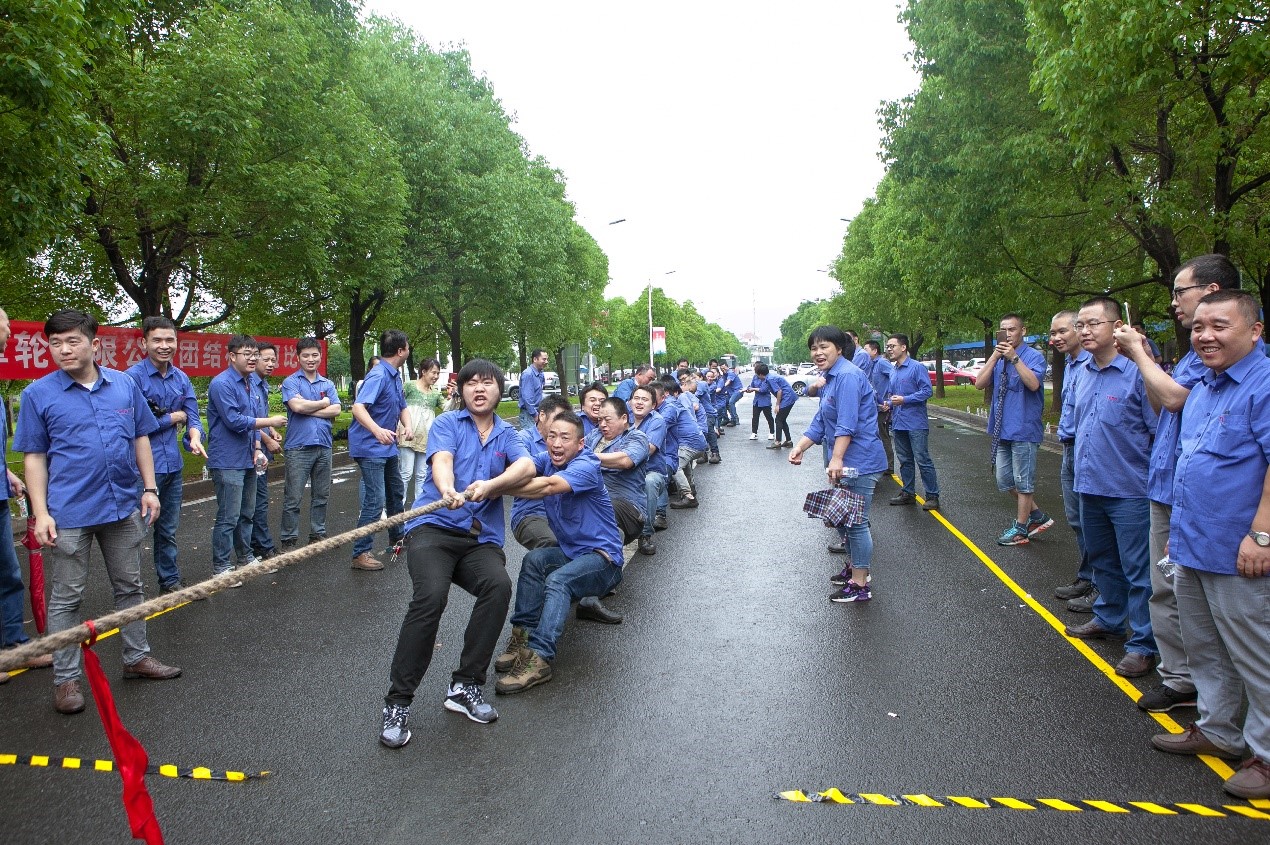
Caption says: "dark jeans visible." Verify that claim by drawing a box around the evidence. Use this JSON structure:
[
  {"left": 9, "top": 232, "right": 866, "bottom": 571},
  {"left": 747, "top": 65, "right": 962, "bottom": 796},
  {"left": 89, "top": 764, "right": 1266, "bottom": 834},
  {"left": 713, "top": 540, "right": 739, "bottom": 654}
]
[
  {"left": 512, "top": 547, "right": 623, "bottom": 662},
  {"left": 281, "top": 446, "right": 332, "bottom": 542},
  {"left": 150, "top": 471, "right": 184, "bottom": 588},
  {"left": 251, "top": 461, "right": 276, "bottom": 554},
  {"left": 705, "top": 413, "right": 719, "bottom": 454},
  {"left": 385, "top": 526, "right": 511, "bottom": 705},
  {"left": 726, "top": 393, "right": 741, "bottom": 426},
  {"left": 752, "top": 405, "right": 773, "bottom": 434},
  {"left": 774, "top": 405, "right": 793, "bottom": 442},
  {"left": 0, "top": 510, "right": 28, "bottom": 647},
  {"left": 211, "top": 467, "right": 255, "bottom": 573},
  {"left": 353, "top": 455, "right": 405, "bottom": 557},
  {"left": 877, "top": 408, "right": 894, "bottom": 473}
]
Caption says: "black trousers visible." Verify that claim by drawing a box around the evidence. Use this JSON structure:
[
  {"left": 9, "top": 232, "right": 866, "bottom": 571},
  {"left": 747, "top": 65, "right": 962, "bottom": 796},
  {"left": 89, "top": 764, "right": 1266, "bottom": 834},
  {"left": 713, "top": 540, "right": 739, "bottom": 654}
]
[
  {"left": 774, "top": 405, "right": 793, "bottom": 442},
  {"left": 385, "top": 525, "right": 511, "bottom": 705},
  {"left": 751, "top": 404, "right": 774, "bottom": 434}
]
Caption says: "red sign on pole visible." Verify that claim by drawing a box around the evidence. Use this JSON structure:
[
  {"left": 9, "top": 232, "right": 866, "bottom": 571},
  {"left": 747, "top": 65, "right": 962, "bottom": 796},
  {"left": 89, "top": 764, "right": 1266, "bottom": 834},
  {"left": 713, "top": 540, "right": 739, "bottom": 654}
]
[{"left": 0, "top": 322, "right": 324, "bottom": 380}]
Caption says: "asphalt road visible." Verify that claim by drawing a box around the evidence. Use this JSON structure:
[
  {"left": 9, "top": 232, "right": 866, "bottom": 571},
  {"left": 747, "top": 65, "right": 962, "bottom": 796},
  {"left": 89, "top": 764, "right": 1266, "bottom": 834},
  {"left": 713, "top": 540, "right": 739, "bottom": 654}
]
[{"left": 2, "top": 398, "right": 1267, "bottom": 844}]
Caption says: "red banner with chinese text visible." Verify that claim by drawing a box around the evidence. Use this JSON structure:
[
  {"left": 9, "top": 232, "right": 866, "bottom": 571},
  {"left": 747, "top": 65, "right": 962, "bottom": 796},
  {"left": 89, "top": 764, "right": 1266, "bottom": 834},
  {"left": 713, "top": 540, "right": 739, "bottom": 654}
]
[{"left": 0, "top": 322, "right": 325, "bottom": 379}]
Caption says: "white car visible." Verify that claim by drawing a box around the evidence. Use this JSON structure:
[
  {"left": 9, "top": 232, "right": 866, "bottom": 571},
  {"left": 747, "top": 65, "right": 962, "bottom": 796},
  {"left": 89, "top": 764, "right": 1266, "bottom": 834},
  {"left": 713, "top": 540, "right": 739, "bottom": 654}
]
[{"left": 788, "top": 363, "right": 822, "bottom": 396}]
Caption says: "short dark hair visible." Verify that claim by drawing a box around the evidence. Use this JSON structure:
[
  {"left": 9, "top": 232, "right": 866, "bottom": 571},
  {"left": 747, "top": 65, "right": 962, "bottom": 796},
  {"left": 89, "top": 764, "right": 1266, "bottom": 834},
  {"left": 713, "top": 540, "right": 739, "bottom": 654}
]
[
  {"left": 368, "top": 355, "right": 381, "bottom": 367},
  {"left": 807, "top": 325, "right": 853, "bottom": 360},
  {"left": 601, "top": 397, "right": 630, "bottom": 419},
  {"left": 1000, "top": 312, "right": 1024, "bottom": 326},
  {"left": 538, "top": 394, "right": 572, "bottom": 419},
  {"left": 579, "top": 381, "right": 609, "bottom": 403},
  {"left": 1079, "top": 296, "right": 1120, "bottom": 321},
  {"left": 661, "top": 376, "right": 682, "bottom": 395},
  {"left": 634, "top": 364, "right": 654, "bottom": 377},
  {"left": 530, "top": 348, "right": 547, "bottom": 360},
  {"left": 418, "top": 357, "right": 440, "bottom": 373},
  {"left": 141, "top": 316, "right": 176, "bottom": 337},
  {"left": 455, "top": 358, "right": 505, "bottom": 399},
  {"left": 632, "top": 384, "right": 658, "bottom": 405},
  {"left": 257, "top": 340, "right": 278, "bottom": 355},
  {"left": 1197, "top": 289, "right": 1261, "bottom": 326},
  {"left": 45, "top": 309, "right": 98, "bottom": 339},
  {"left": 890, "top": 333, "right": 909, "bottom": 349},
  {"left": 1177, "top": 254, "right": 1240, "bottom": 290},
  {"left": 708, "top": 358, "right": 719, "bottom": 366},
  {"left": 754, "top": 362, "right": 769, "bottom": 376},
  {"left": 647, "top": 382, "right": 666, "bottom": 400},
  {"left": 550, "top": 410, "right": 585, "bottom": 438},
  {"left": 227, "top": 334, "right": 258, "bottom": 354},
  {"left": 864, "top": 340, "right": 880, "bottom": 353},
  {"left": 380, "top": 329, "right": 409, "bottom": 358},
  {"left": 676, "top": 368, "right": 696, "bottom": 381},
  {"left": 296, "top": 337, "right": 322, "bottom": 354}
]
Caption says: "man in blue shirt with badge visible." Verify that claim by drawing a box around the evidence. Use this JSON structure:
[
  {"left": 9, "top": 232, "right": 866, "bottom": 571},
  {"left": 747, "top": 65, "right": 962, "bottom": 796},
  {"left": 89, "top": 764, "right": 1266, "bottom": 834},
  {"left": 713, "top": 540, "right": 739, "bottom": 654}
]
[
  {"left": 1063, "top": 297, "right": 1159, "bottom": 679},
  {"left": 975, "top": 312, "right": 1053, "bottom": 545},
  {"left": 349, "top": 330, "right": 412, "bottom": 572},
  {"left": 16, "top": 309, "right": 181, "bottom": 715},
  {"left": 1048, "top": 310, "right": 1097, "bottom": 610},
  {"left": 250, "top": 342, "right": 281, "bottom": 561},
  {"left": 207, "top": 335, "right": 287, "bottom": 585},
  {"left": 1112, "top": 254, "right": 1242, "bottom": 713},
  {"left": 127, "top": 316, "right": 206, "bottom": 594},
  {"left": 1151, "top": 290, "right": 1270, "bottom": 800},
  {"left": 882, "top": 334, "right": 940, "bottom": 510},
  {"left": 379, "top": 360, "right": 534, "bottom": 748},
  {"left": 517, "top": 348, "right": 548, "bottom": 431},
  {"left": 496, "top": 411, "right": 626, "bottom": 695},
  {"left": 280, "top": 337, "right": 342, "bottom": 549}
]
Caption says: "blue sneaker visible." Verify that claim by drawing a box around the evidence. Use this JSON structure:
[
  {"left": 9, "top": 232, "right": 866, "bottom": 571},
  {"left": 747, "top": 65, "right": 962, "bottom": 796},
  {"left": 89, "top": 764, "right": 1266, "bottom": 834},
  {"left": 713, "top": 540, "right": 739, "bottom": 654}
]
[
  {"left": 830, "top": 582, "right": 872, "bottom": 603},
  {"left": 1026, "top": 511, "right": 1054, "bottom": 538},
  {"left": 444, "top": 682, "right": 498, "bottom": 723},
  {"left": 380, "top": 704, "right": 411, "bottom": 748},
  {"left": 997, "top": 522, "right": 1030, "bottom": 546}
]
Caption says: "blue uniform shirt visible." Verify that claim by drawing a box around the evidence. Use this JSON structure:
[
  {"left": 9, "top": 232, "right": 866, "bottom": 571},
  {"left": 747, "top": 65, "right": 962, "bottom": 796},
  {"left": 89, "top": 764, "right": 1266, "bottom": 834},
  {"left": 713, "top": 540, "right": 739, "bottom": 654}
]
[
  {"left": 14, "top": 367, "right": 159, "bottom": 529},
  {"left": 721, "top": 370, "right": 742, "bottom": 397},
  {"left": 694, "top": 381, "right": 716, "bottom": 416},
  {"left": 1146, "top": 349, "right": 1206, "bottom": 505},
  {"left": 1171, "top": 348, "right": 1270, "bottom": 575},
  {"left": 206, "top": 366, "right": 260, "bottom": 470},
  {"left": 349, "top": 359, "right": 406, "bottom": 459},
  {"left": 804, "top": 357, "right": 887, "bottom": 474},
  {"left": 126, "top": 358, "right": 203, "bottom": 475},
  {"left": 518, "top": 366, "right": 545, "bottom": 415},
  {"left": 406, "top": 409, "right": 530, "bottom": 544},
  {"left": 0, "top": 401, "right": 9, "bottom": 503},
  {"left": 612, "top": 377, "right": 637, "bottom": 403},
  {"left": 534, "top": 450, "right": 624, "bottom": 567},
  {"left": 868, "top": 359, "right": 892, "bottom": 403},
  {"left": 1071, "top": 354, "right": 1157, "bottom": 499},
  {"left": 679, "top": 389, "right": 707, "bottom": 432},
  {"left": 586, "top": 427, "right": 650, "bottom": 512},
  {"left": 887, "top": 358, "right": 933, "bottom": 432},
  {"left": 986, "top": 345, "right": 1047, "bottom": 443},
  {"left": 852, "top": 346, "right": 872, "bottom": 375},
  {"left": 281, "top": 371, "right": 340, "bottom": 449},
  {"left": 664, "top": 396, "right": 706, "bottom": 452},
  {"left": 1056, "top": 349, "right": 1092, "bottom": 442},
  {"left": 749, "top": 375, "right": 774, "bottom": 408},
  {"left": 767, "top": 374, "right": 797, "bottom": 410},
  {"left": 581, "top": 415, "right": 598, "bottom": 439},
  {"left": 634, "top": 411, "right": 669, "bottom": 477},
  {"left": 252, "top": 373, "right": 277, "bottom": 464},
  {"left": 510, "top": 424, "right": 548, "bottom": 530}
]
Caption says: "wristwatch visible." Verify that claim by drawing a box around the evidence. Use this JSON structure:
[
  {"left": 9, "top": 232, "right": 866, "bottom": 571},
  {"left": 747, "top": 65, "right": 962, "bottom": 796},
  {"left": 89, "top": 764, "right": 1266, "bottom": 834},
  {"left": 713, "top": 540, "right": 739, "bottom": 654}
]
[
  {"left": 1248, "top": 530, "right": 1270, "bottom": 547},
  {"left": 1008, "top": 356, "right": 1020, "bottom": 365},
  {"left": 143, "top": 488, "right": 159, "bottom": 495}
]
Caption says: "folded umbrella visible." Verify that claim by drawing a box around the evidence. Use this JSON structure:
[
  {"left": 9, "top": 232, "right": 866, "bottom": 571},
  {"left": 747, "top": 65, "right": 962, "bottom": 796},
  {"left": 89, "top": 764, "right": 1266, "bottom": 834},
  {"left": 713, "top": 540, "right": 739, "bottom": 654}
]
[{"left": 20, "top": 494, "right": 45, "bottom": 633}]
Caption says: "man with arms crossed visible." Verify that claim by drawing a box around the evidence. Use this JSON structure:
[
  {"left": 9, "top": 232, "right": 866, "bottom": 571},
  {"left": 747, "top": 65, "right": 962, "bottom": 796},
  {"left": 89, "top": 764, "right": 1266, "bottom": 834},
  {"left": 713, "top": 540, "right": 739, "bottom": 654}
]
[{"left": 280, "top": 338, "right": 341, "bottom": 549}]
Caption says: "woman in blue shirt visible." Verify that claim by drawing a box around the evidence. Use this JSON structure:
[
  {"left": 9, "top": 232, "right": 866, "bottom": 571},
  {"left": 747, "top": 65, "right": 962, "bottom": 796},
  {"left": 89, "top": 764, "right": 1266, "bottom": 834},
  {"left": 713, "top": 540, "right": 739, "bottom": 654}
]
[{"left": 745, "top": 363, "right": 777, "bottom": 441}]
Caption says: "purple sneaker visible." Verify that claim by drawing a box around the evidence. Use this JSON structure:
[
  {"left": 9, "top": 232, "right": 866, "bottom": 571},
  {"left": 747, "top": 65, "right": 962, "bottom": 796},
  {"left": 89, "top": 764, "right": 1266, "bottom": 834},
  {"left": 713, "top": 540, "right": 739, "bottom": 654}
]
[
  {"left": 830, "top": 582, "right": 872, "bottom": 603},
  {"left": 830, "top": 566, "right": 852, "bottom": 586}
]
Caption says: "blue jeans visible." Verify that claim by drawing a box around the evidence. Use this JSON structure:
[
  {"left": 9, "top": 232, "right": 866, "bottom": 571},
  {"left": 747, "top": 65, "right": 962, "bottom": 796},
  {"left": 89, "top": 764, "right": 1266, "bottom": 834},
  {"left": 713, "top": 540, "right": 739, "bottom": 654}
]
[
  {"left": 994, "top": 440, "right": 1039, "bottom": 494},
  {"left": 892, "top": 428, "right": 939, "bottom": 498},
  {"left": 353, "top": 455, "right": 404, "bottom": 557},
  {"left": 149, "top": 471, "right": 184, "bottom": 588},
  {"left": 0, "top": 509, "right": 29, "bottom": 647},
  {"left": 837, "top": 472, "right": 882, "bottom": 571},
  {"left": 281, "top": 446, "right": 332, "bottom": 542},
  {"left": 1079, "top": 493, "right": 1156, "bottom": 656},
  {"left": 511, "top": 547, "right": 623, "bottom": 661},
  {"left": 726, "top": 393, "right": 741, "bottom": 426},
  {"left": 705, "top": 414, "right": 719, "bottom": 454},
  {"left": 1061, "top": 444, "right": 1092, "bottom": 582},
  {"left": 643, "top": 472, "right": 667, "bottom": 536},
  {"left": 518, "top": 409, "right": 537, "bottom": 431},
  {"left": 211, "top": 467, "right": 255, "bottom": 573},
  {"left": 251, "top": 461, "right": 276, "bottom": 554}
]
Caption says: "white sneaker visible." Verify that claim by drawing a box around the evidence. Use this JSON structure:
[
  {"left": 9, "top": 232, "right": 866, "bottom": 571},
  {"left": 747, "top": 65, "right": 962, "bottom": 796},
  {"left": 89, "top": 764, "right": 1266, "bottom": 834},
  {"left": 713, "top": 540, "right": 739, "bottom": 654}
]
[
  {"left": 749, "top": 433, "right": 758, "bottom": 440},
  {"left": 767, "top": 433, "right": 776, "bottom": 440}
]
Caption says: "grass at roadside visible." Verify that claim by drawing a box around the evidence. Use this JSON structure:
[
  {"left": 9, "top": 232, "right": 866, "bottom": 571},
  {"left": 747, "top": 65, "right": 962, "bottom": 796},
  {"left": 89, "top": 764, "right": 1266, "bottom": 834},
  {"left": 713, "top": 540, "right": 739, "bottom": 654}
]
[{"left": 925, "top": 384, "right": 1061, "bottom": 428}]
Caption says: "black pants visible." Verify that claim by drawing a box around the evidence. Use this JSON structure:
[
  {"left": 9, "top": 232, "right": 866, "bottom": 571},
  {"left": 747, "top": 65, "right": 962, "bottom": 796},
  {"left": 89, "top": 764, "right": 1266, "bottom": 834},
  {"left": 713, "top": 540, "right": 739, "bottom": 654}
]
[
  {"left": 752, "top": 405, "right": 774, "bottom": 434},
  {"left": 385, "top": 525, "right": 511, "bottom": 705},
  {"left": 774, "top": 405, "right": 792, "bottom": 442},
  {"left": 877, "top": 408, "right": 894, "bottom": 473}
]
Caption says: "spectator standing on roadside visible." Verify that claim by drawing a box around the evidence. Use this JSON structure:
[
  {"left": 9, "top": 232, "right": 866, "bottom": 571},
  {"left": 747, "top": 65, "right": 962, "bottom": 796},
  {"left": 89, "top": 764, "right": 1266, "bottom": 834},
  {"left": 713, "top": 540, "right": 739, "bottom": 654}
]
[
  {"left": 250, "top": 342, "right": 281, "bottom": 561},
  {"left": 1048, "top": 311, "right": 1097, "bottom": 611},
  {"left": 974, "top": 313, "right": 1052, "bottom": 546},
  {"left": 400, "top": 358, "right": 444, "bottom": 508},
  {"left": 126, "top": 316, "right": 207, "bottom": 593},
  {"left": 866, "top": 340, "right": 895, "bottom": 475},
  {"left": 517, "top": 349, "right": 548, "bottom": 431},
  {"left": 279, "top": 338, "right": 341, "bottom": 549},
  {"left": 883, "top": 334, "right": 940, "bottom": 510},
  {"left": 847, "top": 330, "right": 872, "bottom": 374}
]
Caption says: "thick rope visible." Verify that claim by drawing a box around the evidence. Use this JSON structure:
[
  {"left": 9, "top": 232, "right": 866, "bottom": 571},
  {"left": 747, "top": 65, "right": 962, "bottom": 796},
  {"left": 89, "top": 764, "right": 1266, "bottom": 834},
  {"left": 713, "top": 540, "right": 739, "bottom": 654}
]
[{"left": 0, "top": 496, "right": 455, "bottom": 672}]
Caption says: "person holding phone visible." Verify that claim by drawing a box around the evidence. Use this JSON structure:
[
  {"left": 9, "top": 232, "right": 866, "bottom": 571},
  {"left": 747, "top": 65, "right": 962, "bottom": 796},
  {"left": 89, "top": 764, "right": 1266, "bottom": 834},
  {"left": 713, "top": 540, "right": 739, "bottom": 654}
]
[{"left": 974, "top": 313, "right": 1052, "bottom": 546}]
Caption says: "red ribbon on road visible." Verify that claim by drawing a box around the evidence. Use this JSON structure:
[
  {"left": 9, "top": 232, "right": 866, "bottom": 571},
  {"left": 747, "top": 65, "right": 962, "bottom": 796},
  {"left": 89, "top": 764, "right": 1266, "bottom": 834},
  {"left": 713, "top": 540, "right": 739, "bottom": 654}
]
[{"left": 81, "top": 620, "right": 164, "bottom": 845}]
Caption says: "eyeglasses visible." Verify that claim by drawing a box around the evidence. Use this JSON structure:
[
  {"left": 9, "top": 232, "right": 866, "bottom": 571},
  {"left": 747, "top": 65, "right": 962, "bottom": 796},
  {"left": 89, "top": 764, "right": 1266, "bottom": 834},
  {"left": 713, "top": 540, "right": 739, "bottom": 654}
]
[
  {"left": 1172, "top": 283, "right": 1208, "bottom": 299},
  {"left": 234, "top": 350, "right": 260, "bottom": 359},
  {"left": 1073, "top": 319, "right": 1112, "bottom": 331}
]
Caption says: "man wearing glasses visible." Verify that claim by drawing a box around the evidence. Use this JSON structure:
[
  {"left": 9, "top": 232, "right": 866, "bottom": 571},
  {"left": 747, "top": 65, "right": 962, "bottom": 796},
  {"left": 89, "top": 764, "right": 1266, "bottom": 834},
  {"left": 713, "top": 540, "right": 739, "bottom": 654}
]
[
  {"left": 206, "top": 336, "right": 286, "bottom": 585},
  {"left": 1111, "top": 254, "right": 1242, "bottom": 713}
]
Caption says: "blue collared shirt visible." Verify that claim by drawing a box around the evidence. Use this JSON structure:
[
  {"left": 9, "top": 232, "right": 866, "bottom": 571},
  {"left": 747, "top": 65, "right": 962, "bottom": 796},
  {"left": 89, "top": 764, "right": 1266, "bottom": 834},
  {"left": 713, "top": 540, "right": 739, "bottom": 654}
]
[
  {"left": 252, "top": 373, "right": 277, "bottom": 464},
  {"left": 125, "top": 358, "right": 203, "bottom": 475},
  {"left": 510, "top": 424, "right": 547, "bottom": 529},
  {"left": 749, "top": 375, "right": 774, "bottom": 408},
  {"left": 852, "top": 346, "right": 872, "bottom": 374},
  {"left": 206, "top": 366, "right": 261, "bottom": 470},
  {"left": 663, "top": 396, "right": 706, "bottom": 452},
  {"left": 518, "top": 366, "right": 545, "bottom": 415},
  {"left": 1072, "top": 354, "right": 1157, "bottom": 499},
  {"left": 634, "top": 411, "right": 669, "bottom": 476},
  {"left": 534, "top": 450, "right": 624, "bottom": 567},
  {"left": 581, "top": 415, "right": 598, "bottom": 439},
  {"left": 804, "top": 357, "right": 887, "bottom": 474},
  {"left": 767, "top": 374, "right": 797, "bottom": 409},
  {"left": 694, "top": 381, "right": 717, "bottom": 416},
  {"left": 1171, "top": 348, "right": 1270, "bottom": 575},
  {"left": 406, "top": 409, "right": 531, "bottom": 544},
  {"left": 869, "top": 359, "right": 893, "bottom": 403},
  {"left": 349, "top": 360, "right": 406, "bottom": 459},
  {"left": 679, "top": 390, "right": 707, "bottom": 432},
  {"left": 0, "top": 401, "right": 9, "bottom": 503},
  {"left": 586, "top": 427, "right": 650, "bottom": 512},
  {"left": 282, "top": 371, "right": 341, "bottom": 449},
  {"left": 721, "top": 370, "right": 742, "bottom": 396},
  {"left": 1056, "top": 349, "right": 1092, "bottom": 442},
  {"left": 1146, "top": 349, "right": 1206, "bottom": 505},
  {"left": 986, "top": 344, "right": 1047, "bottom": 443},
  {"left": 886, "top": 358, "right": 932, "bottom": 432},
  {"left": 612, "top": 377, "right": 637, "bottom": 403},
  {"left": 14, "top": 367, "right": 159, "bottom": 529}
]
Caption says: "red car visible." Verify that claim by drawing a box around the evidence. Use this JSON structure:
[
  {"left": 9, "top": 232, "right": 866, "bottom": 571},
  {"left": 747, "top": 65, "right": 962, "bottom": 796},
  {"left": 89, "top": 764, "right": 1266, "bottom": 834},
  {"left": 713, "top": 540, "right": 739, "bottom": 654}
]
[{"left": 922, "top": 361, "right": 973, "bottom": 386}]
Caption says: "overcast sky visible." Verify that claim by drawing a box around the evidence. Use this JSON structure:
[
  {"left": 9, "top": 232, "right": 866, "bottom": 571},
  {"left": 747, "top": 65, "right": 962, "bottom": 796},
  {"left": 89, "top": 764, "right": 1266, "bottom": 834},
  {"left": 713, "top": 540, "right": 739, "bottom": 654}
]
[{"left": 363, "top": 1, "right": 919, "bottom": 346}]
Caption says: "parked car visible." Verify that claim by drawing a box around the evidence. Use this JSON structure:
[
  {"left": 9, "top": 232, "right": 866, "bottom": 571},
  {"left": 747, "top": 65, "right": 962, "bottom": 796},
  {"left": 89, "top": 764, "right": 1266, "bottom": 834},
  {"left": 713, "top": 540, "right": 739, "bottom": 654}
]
[
  {"left": 503, "top": 370, "right": 560, "bottom": 401},
  {"left": 961, "top": 357, "right": 988, "bottom": 377},
  {"left": 789, "top": 363, "right": 822, "bottom": 396},
  {"left": 922, "top": 360, "right": 973, "bottom": 386}
]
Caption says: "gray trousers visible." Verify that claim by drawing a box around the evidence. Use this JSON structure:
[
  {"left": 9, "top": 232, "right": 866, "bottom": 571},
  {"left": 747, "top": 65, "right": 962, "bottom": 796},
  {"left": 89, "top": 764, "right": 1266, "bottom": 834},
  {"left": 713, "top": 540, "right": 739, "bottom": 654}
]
[
  {"left": 48, "top": 511, "right": 150, "bottom": 684},
  {"left": 1149, "top": 501, "right": 1193, "bottom": 692},
  {"left": 674, "top": 445, "right": 705, "bottom": 497},
  {"left": 1176, "top": 565, "right": 1270, "bottom": 762}
]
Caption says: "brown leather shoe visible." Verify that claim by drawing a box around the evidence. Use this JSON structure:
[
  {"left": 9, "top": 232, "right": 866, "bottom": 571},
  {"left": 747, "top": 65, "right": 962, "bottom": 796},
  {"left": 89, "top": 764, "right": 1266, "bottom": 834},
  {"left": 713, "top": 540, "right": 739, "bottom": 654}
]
[
  {"left": 54, "top": 679, "right": 85, "bottom": 714},
  {"left": 123, "top": 656, "right": 182, "bottom": 680},
  {"left": 1151, "top": 724, "right": 1240, "bottom": 760},
  {"left": 1115, "top": 651, "right": 1159, "bottom": 678},
  {"left": 1063, "top": 619, "right": 1123, "bottom": 639},
  {"left": 351, "top": 552, "right": 384, "bottom": 571}
]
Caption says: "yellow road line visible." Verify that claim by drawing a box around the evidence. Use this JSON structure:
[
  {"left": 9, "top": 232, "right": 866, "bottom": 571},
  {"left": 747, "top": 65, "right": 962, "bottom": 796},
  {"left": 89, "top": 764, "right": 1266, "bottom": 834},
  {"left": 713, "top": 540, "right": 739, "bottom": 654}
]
[
  {"left": 0, "top": 752, "right": 267, "bottom": 781},
  {"left": 775, "top": 791, "right": 1268, "bottom": 819}
]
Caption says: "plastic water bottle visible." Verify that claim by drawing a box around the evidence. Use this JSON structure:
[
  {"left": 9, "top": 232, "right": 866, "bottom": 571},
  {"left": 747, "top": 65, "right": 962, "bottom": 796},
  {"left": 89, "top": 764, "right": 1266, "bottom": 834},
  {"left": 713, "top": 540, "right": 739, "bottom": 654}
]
[
  {"left": 1155, "top": 555, "right": 1176, "bottom": 582},
  {"left": 255, "top": 452, "right": 268, "bottom": 477}
]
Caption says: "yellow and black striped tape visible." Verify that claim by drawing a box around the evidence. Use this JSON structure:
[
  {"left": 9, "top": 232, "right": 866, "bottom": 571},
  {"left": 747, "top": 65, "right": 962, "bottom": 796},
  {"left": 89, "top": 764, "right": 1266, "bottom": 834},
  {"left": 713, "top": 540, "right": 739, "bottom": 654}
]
[
  {"left": 1, "top": 753, "right": 268, "bottom": 782},
  {"left": 776, "top": 790, "right": 1270, "bottom": 820}
]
